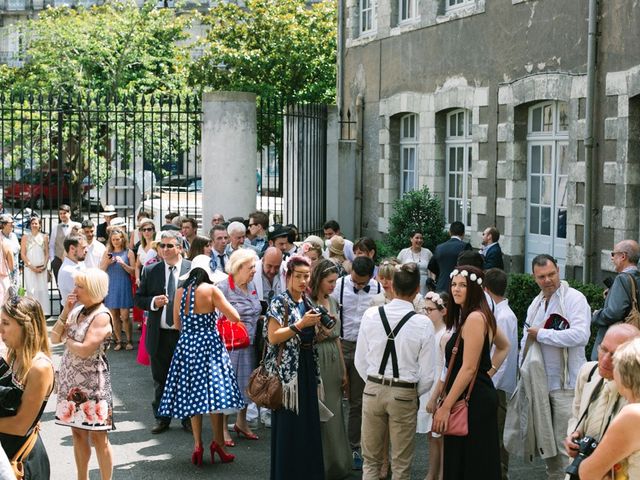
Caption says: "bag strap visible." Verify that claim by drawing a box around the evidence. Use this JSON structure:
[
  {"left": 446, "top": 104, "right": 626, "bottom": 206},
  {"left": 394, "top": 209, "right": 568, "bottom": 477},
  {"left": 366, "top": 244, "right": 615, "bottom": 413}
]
[
  {"left": 12, "top": 423, "right": 40, "bottom": 464},
  {"left": 440, "top": 325, "right": 482, "bottom": 405},
  {"left": 377, "top": 306, "right": 416, "bottom": 379},
  {"left": 623, "top": 273, "right": 640, "bottom": 312},
  {"left": 260, "top": 299, "right": 288, "bottom": 366},
  {"left": 339, "top": 277, "right": 345, "bottom": 337}
]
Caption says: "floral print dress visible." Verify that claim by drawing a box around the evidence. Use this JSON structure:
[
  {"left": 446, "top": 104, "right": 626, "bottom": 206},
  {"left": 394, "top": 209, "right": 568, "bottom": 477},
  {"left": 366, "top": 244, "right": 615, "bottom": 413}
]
[{"left": 55, "top": 304, "right": 114, "bottom": 431}]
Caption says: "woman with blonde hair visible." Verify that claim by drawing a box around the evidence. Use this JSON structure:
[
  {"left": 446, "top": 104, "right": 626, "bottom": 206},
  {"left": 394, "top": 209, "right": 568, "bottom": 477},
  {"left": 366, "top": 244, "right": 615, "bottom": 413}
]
[
  {"left": 52, "top": 268, "right": 114, "bottom": 480},
  {"left": 0, "top": 293, "right": 54, "bottom": 479},
  {"left": 217, "top": 248, "right": 262, "bottom": 445}
]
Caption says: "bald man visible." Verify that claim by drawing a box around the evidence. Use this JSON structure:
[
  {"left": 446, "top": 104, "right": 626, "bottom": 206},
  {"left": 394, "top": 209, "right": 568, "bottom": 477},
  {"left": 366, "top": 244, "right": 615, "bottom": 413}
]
[
  {"left": 254, "top": 246, "right": 284, "bottom": 302},
  {"left": 565, "top": 323, "right": 640, "bottom": 457},
  {"left": 591, "top": 239, "right": 640, "bottom": 359}
]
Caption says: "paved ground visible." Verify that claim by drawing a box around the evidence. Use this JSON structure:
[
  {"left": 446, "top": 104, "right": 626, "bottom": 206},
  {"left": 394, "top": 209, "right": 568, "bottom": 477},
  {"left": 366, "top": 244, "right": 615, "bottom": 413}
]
[{"left": 41, "top": 324, "right": 549, "bottom": 479}]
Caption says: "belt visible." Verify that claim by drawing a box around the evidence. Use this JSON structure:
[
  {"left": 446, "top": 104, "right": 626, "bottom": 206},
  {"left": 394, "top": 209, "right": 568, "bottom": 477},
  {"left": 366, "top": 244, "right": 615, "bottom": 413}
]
[
  {"left": 367, "top": 375, "right": 417, "bottom": 389},
  {"left": 300, "top": 343, "right": 314, "bottom": 350}
]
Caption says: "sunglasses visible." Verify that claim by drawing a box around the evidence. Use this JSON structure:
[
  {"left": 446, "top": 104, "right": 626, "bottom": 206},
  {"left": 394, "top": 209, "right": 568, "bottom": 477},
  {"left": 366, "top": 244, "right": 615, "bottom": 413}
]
[
  {"left": 159, "top": 243, "right": 177, "bottom": 249},
  {"left": 140, "top": 227, "right": 154, "bottom": 232}
]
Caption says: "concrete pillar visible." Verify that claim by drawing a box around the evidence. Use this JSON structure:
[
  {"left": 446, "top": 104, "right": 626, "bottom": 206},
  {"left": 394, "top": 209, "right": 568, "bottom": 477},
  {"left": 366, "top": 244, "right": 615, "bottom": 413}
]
[
  {"left": 201, "top": 91, "right": 257, "bottom": 229},
  {"left": 326, "top": 106, "right": 340, "bottom": 225}
]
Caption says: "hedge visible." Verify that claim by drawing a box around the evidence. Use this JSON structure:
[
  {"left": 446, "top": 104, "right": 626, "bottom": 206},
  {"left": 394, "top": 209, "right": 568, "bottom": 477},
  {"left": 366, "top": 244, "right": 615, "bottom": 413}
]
[{"left": 506, "top": 273, "right": 604, "bottom": 359}]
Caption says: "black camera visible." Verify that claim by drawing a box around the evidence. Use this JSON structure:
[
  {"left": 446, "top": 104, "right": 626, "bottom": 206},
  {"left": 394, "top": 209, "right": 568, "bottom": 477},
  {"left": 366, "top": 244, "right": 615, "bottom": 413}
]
[
  {"left": 565, "top": 435, "right": 599, "bottom": 479},
  {"left": 303, "top": 296, "right": 336, "bottom": 330}
]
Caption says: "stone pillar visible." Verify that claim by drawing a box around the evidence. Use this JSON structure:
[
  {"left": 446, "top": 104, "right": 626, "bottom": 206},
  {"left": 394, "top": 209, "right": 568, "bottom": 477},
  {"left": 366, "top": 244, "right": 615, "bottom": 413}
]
[
  {"left": 326, "top": 106, "right": 340, "bottom": 223},
  {"left": 201, "top": 92, "right": 257, "bottom": 229}
]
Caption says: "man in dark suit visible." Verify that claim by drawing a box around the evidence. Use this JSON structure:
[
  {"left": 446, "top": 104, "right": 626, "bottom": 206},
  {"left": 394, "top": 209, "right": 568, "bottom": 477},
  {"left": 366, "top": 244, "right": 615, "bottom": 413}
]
[
  {"left": 428, "top": 221, "right": 472, "bottom": 292},
  {"left": 481, "top": 226, "right": 504, "bottom": 270},
  {"left": 135, "top": 230, "right": 192, "bottom": 434}
]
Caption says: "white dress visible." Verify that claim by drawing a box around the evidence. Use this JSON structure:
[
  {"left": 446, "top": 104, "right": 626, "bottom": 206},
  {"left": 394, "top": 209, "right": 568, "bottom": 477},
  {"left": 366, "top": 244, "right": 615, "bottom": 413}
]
[
  {"left": 417, "top": 326, "right": 447, "bottom": 434},
  {"left": 397, "top": 247, "right": 433, "bottom": 296},
  {"left": 23, "top": 232, "right": 50, "bottom": 315}
]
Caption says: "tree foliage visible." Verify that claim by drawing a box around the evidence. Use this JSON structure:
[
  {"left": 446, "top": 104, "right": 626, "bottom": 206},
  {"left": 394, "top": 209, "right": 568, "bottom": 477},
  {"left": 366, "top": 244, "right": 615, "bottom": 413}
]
[
  {"left": 384, "top": 187, "right": 448, "bottom": 255},
  {"left": 191, "top": 0, "right": 337, "bottom": 103}
]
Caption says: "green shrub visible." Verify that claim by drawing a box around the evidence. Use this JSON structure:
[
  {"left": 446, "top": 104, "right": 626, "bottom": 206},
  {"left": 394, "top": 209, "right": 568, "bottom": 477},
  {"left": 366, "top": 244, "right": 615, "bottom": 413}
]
[
  {"left": 375, "top": 240, "right": 396, "bottom": 261},
  {"left": 506, "top": 273, "right": 604, "bottom": 359},
  {"left": 383, "top": 187, "right": 448, "bottom": 255}
]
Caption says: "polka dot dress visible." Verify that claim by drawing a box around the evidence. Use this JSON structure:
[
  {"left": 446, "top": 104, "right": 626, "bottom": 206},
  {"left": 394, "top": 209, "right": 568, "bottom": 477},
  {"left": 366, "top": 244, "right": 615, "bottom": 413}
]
[{"left": 158, "top": 285, "right": 244, "bottom": 418}]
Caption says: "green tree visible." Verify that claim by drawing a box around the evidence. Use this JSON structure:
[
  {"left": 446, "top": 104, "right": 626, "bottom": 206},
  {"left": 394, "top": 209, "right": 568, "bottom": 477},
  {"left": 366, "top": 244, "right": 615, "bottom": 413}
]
[
  {"left": 384, "top": 187, "right": 448, "bottom": 255},
  {"left": 191, "top": 0, "right": 337, "bottom": 104}
]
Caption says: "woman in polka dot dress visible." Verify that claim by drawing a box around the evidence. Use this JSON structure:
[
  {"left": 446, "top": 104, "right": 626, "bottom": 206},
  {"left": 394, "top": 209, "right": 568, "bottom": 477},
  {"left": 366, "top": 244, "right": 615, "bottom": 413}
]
[{"left": 158, "top": 258, "right": 245, "bottom": 467}]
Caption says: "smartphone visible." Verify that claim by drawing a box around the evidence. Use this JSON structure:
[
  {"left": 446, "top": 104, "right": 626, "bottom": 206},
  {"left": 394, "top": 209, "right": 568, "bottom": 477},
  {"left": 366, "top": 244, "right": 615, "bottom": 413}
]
[
  {"left": 107, "top": 253, "right": 113, "bottom": 259},
  {"left": 603, "top": 277, "right": 613, "bottom": 289}
]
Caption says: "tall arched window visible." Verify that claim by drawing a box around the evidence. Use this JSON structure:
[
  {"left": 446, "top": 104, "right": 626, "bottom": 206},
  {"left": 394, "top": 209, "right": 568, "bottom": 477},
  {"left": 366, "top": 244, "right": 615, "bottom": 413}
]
[
  {"left": 400, "top": 113, "right": 418, "bottom": 195},
  {"left": 445, "top": 109, "right": 472, "bottom": 226}
]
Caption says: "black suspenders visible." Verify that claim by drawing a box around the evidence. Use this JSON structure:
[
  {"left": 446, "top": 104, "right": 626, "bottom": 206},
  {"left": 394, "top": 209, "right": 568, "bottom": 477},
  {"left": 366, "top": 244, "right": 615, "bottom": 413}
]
[{"left": 378, "top": 306, "right": 416, "bottom": 379}]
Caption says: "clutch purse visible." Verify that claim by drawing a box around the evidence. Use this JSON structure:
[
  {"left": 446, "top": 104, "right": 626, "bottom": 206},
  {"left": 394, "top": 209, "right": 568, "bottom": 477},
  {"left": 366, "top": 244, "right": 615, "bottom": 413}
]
[{"left": 217, "top": 316, "right": 250, "bottom": 351}]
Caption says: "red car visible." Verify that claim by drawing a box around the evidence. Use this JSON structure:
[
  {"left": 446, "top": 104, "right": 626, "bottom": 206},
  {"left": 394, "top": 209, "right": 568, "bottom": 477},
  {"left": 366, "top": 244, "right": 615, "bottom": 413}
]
[{"left": 4, "top": 170, "right": 89, "bottom": 208}]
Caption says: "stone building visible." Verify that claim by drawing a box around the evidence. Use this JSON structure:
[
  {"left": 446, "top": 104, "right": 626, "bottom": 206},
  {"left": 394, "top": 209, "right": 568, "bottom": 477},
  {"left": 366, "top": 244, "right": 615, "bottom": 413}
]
[{"left": 337, "top": 0, "right": 640, "bottom": 279}]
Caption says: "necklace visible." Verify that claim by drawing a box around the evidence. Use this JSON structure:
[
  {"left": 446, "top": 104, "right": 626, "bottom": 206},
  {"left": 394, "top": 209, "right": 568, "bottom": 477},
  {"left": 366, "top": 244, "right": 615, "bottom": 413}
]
[{"left": 411, "top": 248, "right": 422, "bottom": 263}]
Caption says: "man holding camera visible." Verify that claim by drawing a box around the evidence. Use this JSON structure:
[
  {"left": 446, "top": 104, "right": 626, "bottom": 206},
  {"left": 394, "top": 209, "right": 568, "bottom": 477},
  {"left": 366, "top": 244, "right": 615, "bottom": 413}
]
[
  {"left": 563, "top": 323, "right": 640, "bottom": 477},
  {"left": 354, "top": 263, "right": 435, "bottom": 480},
  {"left": 591, "top": 240, "right": 640, "bottom": 359}
]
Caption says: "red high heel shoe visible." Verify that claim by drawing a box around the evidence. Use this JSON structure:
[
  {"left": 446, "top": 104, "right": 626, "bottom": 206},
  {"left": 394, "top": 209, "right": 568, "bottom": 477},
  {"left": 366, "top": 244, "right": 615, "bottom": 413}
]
[
  {"left": 210, "top": 441, "right": 235, "bottom": 464},
  {"left": 191, "top": 445, "right": 204, "bottom": 467},
  {"left": 233, "top": 424, "right": 259, "bottom": 440}
]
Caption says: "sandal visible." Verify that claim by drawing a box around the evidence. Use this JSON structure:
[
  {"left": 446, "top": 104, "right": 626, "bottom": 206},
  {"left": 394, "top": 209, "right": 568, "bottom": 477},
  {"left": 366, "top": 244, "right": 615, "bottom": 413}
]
[
  {"left": 113, "top": 342, "right": 123, "bottom": 351},
  {"left": 125, "top": 342, "right": 134, "bottom": 351}
]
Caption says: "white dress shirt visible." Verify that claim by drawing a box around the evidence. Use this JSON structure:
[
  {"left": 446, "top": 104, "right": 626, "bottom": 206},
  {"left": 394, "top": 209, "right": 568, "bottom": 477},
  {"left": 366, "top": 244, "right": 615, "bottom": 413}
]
[
  {"left": 253, "top": 259, "right": 284, "bottom": 302},
  {"left": 151, "top": 259, "right": 183, "bottom": 330},
  {"left": 330, "top": 275, "right": 379, "bottom": 342},
  {"left": 58, "top": 257, "right": 86, "bottom": 304},
  {"left": 491, "top": 298, "right": 518, "bottom": 395},
  {"left": 355, "top": 299, "right": 436, "bottom": 396},
  {"left": 521, "top": 283, "right": 591, "bottom": 391},
  {"left": 84, "top": 240, "right": 106, "bottom": 269}
]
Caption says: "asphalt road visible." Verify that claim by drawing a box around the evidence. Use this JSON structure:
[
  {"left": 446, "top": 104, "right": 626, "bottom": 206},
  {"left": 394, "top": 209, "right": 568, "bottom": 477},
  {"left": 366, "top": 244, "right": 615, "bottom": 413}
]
[{"left": 40, "top": 323, "right": 549, "bottom": 480}]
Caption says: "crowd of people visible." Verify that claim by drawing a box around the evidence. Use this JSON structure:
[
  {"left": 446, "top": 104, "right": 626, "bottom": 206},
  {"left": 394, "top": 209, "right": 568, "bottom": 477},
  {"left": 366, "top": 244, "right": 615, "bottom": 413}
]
[{"left": 1, "top": 202, "right": 640, "bottom": 480}]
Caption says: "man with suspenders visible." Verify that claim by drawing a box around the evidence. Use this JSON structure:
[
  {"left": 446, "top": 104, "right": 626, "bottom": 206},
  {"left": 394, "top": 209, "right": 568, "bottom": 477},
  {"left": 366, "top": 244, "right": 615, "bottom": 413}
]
[
  {"left": 355, "top": 263, "right": 435, "bottom": 479},
  {"left": 331, "top": 256, "right": 381, "bottom": 470}
]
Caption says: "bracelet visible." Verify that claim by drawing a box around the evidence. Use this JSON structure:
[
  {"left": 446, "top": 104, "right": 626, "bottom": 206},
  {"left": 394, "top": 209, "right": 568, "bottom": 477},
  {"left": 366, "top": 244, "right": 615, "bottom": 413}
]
[
  {"left": 489, "top": 364, "right": 498, "bottom": 372},
  {"left": 58, "top": 315, "right": 68, "bottom": 324},
  {"left": 290, "top": 323, "right": 303, "bottom": 335}
]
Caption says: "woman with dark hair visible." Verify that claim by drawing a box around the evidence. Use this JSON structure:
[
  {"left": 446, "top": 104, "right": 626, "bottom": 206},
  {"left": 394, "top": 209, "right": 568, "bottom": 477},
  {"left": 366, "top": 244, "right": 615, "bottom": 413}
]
[
  {"left": 157, "top": 255, "right": 244, "bottom": 467},
  {"left": 20, "top": 215, "right": 50, "bottom": 316},
  {"left": 0, "top": 294, "right": 53, "bottom": 480},
  {"left": 432, "top": 265, "right": 510, "bottom": 480},
  {"left": 187, "top": 236, "right": 212, "bottom": 261},
  {"left": 397, "top": 230, "right": 433, "bottom": 296},
  {"left": 309, "top": 259, "right": 350, "bottom": 479},
  {"left": 266, "top": 255, "right": 325, "bottom": 480}
]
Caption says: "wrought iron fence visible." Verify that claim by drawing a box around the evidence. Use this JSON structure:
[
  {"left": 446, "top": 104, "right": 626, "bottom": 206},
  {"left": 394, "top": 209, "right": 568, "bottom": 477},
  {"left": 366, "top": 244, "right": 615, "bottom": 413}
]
[{"left": 257, "top": 96, "right": 327, "bottom": 238}]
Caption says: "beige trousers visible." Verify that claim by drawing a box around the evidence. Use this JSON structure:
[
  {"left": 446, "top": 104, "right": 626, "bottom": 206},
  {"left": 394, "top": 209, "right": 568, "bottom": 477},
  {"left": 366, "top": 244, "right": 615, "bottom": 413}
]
[
  {"left": 361, "top": 381, "right": 418, "bottom": 480},
  {"left": 545, "top": 389, "right": 574, "bottom": 480}
]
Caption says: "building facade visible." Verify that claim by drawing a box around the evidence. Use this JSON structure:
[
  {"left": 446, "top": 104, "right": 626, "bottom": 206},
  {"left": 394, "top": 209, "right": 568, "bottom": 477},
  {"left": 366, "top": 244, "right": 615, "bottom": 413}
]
[{"left": 338, "top": 0, "right": 640, "bottom": 279}]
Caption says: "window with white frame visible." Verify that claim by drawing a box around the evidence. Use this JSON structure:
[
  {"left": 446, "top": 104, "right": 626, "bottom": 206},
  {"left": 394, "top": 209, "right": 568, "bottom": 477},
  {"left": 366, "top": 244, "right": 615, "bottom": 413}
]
[
  {"left": 400, "top": 114, "right": 418, "bottom": 195},
  {"left": 445, "top": 109, "right": 472, "bottom": 227},
  {"left": 446, "top": 0, "right": 474, "bottom": 11},
  {"left": 360, "top": 0, "right": 375, "bottom": 34},
  {"left": 399, "top": 0, "right": 417, "bottom": 22}
]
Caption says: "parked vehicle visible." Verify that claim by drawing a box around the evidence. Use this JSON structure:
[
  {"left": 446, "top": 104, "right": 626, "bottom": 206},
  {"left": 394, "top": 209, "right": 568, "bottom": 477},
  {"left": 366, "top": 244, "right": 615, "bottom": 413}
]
[{"left": 4, "top": 170, "right": 91, "bottom": 208}]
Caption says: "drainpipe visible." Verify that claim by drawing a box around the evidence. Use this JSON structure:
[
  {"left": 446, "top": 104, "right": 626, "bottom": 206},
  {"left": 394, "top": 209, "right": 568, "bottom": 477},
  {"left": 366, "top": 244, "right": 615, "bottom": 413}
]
[
  {"left": 355, "top": 94, "right": 364, "bottom": 239},
  {"left": 337, "top": 0, "right": 344, "bottom": 109},
  {"left": 583, "top": 0, "right": 598, "bottom": 283}
]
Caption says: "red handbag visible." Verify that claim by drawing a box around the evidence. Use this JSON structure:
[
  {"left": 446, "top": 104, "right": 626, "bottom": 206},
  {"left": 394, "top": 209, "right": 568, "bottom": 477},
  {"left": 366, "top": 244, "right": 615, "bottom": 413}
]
[{"left": 217, "top": 316, "right": 250, "bottom": 351}]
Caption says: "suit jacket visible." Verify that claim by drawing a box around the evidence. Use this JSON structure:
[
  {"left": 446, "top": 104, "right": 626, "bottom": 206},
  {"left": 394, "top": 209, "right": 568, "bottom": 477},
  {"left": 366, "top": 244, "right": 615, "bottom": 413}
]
[
  {"left": 428, "top": 237, "right": 472, "bottom": 292},
  {"left": 134, "top": 259, "right": 191, "bottom": 357},
  {"left": 483, "top": 242, "right": 504, "bottom": 270}
]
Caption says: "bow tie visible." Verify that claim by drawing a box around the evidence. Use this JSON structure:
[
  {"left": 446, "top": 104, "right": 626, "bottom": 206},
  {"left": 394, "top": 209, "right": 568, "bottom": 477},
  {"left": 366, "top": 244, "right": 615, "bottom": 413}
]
[{"left": 354, "top": 285, "right": 370, "bottom": 294}]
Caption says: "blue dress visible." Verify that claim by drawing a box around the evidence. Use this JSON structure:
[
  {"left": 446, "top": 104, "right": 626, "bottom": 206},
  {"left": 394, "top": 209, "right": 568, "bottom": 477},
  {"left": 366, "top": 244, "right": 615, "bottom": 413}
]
[
  {"left": 158, "top": 284, "right": 244, "bottom": 418},
  {"left": 104, "top": 250, "right": 134, "bottom": 309}
]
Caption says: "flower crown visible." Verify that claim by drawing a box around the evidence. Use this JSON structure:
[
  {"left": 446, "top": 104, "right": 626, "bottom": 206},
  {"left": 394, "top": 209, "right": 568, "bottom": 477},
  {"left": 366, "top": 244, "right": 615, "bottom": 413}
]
[
  {"left": 425, "top": 291, "right": 445, "bottom": 308},
  {"left": 450, "top": 268, "right": 483, "bottom": 286}
]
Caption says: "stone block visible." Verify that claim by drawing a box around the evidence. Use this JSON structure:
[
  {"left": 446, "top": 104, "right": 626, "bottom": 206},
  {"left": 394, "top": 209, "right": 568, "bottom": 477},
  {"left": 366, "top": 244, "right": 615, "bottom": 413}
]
[
  {"left": 474, "top": 160, "right": 488, "bottom": 178},
  {"left": 379, "top": 128, "right": 390, "bottom": 144},
  {"left": 601, "top": 205, "right": 631, "bottom": 230},
  {"left": 575, "top": 118, "right": 586, "bottom": 140},
  {"left": 473, "top": 124, "right": 489, "bottom": 143},
  {"left": 606, "top": 71, "right": 628, "bottom": 96},
  {"left": 378, "top": 216, "right": 389, "bottom": 233},
  {"left": 628, "top": 66, "right": 640, "bottom": 97},
  {"left": 497, "top": 123, "right": 513, "bottom": 143},
  {"left": 602, "top": 162, "right": 618, "bottom": 184},
  {"left": 570, "top": 162, "right": 586, "bottom": 182},
  {"left": 498, "top": 86, "right": 513, "bottom": 105},
  {"left": 567, "top": 204, "right": 584, "bottom": 224},
  {"left": 474, "top": 87, "right": 489, "bottom": 107},
  {"left": 474, "top": 196, "right": 488, "bottom": 215},
  {"left": 618, "top": 95, "right": 629, "bottom": 118},
  {"left": 379, "top": 158, "right": 389, "bottom": 175},
  {"left": 505, "top": 179, "right": 527, "bottom": 199},
  {"left": 604, "top": 118, "right": 618, "bottom": 140}
]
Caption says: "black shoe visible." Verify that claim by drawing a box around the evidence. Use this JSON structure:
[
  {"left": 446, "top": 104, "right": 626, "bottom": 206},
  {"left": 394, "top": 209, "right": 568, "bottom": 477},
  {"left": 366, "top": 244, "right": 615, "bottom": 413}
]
[
  {"left": 151, "top": 420, "right": 170, "bottom": 434},
  {"left": 181, "top": 418, "right": 193, "bottom": 433}
]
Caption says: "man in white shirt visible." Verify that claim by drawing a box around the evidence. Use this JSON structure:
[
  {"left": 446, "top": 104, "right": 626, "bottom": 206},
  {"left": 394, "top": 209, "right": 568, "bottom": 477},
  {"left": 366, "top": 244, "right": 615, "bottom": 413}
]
[
  {"left": 521, "top": 254, "right": 591, "bottom": 479},
  {"left": 355, "top": 263, "right": 435, "bottom": 479},
  {"left": 58, "top": 234, "right": 87, "bottom": 305},
  {"left": 330, "top": 256, "right": 381, "bottom": 470},
  {"left": 225, "top": 221, "right": 246, "bottom": 256},
  {"left": 254, "top": 247, "right": 284, "bottom": 301},
  {"left": 323, "top": 219, "right": 355, "bottom": 261},
  {"left": 485, "top": 268, "right": 518, "bottom": 480},
  {"left": 81, "top": 219, "right": 106, "bottom": 269},
  {"left": 209, "top": 225, "right": 230, "bottom": 273},
  {"left": 49, "top": 204, "right": 80, "bottom": 281}
]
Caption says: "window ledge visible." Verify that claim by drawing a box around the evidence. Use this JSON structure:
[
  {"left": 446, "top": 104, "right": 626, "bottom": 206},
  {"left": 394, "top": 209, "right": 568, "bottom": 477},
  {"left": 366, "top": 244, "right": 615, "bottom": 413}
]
[
  {"left": 390, "top": 16, "right": 422, "bottom": 36},
  {"left": 347, "top": 31, "right": 378, "bottom": 48},
  {"left": 437, "top": 0, "right": 485, "bottom": 24}
]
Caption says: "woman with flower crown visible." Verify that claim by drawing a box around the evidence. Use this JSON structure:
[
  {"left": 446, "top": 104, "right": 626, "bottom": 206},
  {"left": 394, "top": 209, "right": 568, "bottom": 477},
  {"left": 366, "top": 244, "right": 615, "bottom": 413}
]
[
  {"left": 431, "top": 265, "right": 510, "bottom": 479},
  {"left": 51, "top": 268, "right": 114, "bottom": 480}
]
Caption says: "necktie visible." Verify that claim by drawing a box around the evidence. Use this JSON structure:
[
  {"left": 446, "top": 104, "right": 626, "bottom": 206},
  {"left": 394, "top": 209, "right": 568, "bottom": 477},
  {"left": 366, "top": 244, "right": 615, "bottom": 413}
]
[
  {"left": 354, "top": 285, "right": 371, "bottom": 294},
  {"left": 166, "top": 266, "right": 176, "bottom": 327},
  {"left": 218, "top": 254, "right": 226, "bottom": 271}
]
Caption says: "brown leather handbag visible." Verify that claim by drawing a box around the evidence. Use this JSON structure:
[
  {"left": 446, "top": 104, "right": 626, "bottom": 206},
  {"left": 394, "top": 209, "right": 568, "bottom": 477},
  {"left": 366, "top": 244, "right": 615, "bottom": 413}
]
[
  {"left": 246, "top": 303, "right": 288, "bottom": 410},
  {"left": 11, "top": 423, "right": 40, "bottom": 480}
]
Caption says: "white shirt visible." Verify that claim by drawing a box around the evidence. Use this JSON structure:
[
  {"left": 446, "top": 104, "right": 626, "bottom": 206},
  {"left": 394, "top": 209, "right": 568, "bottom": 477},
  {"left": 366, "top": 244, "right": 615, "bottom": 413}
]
[
  {"left": 355, "top": 299, "right": 436, "bottom": 396},
  {"left": 84, "top": 240, "right": 106, "bottom": 269},
  {"left": 491, "top": 298, "right": 518, "bottom": 395},
  {"left": 58, "top": 257, "right": 85, "bottom": 305},
  {"left": 330, "top": 275, "right": 379, "bottom": 342},
  {"left": 253, "top": 259, "right": 284, "bottom": 302},
  {"left": 151, "top": 259, "right": 183, "bottom": 330},
  {"left": 521, "top": 283, "right": 591, "bottom": 391}
]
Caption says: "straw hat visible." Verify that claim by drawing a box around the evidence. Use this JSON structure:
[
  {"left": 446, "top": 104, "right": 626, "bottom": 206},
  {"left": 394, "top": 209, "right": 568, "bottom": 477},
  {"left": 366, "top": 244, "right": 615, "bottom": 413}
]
[{"left": 328, "top": 236, "right": 345, "bottom": 257}]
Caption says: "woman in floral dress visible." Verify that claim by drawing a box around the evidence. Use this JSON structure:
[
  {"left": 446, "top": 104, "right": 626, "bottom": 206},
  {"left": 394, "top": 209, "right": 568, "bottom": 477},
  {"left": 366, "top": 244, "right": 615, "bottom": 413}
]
[{"left": 51, "top": 268, "right": 114, "bottom": 480}]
